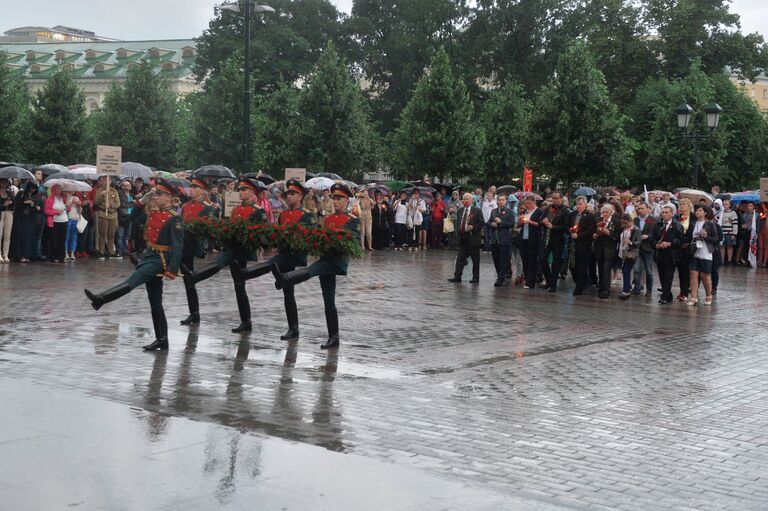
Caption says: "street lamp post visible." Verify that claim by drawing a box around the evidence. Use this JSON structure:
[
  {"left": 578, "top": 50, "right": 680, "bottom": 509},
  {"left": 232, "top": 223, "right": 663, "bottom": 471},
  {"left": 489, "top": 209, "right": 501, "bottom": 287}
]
[
  {"left": 219, "top": 1, "right": 275, "bottom": 174},
  {"left": 675, "top": 102, "right": 723, "bottom": 189}
]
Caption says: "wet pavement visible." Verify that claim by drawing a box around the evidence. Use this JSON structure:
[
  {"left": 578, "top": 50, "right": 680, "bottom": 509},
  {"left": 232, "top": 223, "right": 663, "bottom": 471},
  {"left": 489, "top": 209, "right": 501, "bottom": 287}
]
[{"left": 1, "top": 249, "right": 768, "bottom": 510}]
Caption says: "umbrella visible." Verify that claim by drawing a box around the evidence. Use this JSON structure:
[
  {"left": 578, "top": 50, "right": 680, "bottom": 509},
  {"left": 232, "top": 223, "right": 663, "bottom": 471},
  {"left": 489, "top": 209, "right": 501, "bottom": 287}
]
[
  {"left": 385, "top": 180, "right": 412, "bottom": 194},
  {"left": 69, "top": 165, "right": 99, "bottom": 179},
  {"left": 359, "top": 183, "right": 391, "bottom": 196},
  {"left": 44, "top": 172, "right": 89, "bottom": 182},
  {"left": 44, "top": 179, "right": 92, "bottom": 193},
  {"left": 0, "top": 166, "right": 35, "bottom": 180},
  {"left": 173, "top": 170, "right": 192, "bottom": 179},
  {"left": 647, "top": 190, "right": 670, "bottom": 196},
  {"left": 678, "top": 189, "right": 714, "bottom": 206},
  {"left": 516, "top": 191, "right": 542, "bottom": 201},
  {"left": 730, "top": 191, "right": 760, "bottom": 205},
  {"left": 39, "top": 163, "right": 69, "bottom": 176},
  {"left": 257, "top": 173, "right": 276, "bottom": 185},
  {"left": 433, "top": 182, "right": 456, "bottom": 192},
  {"left": 573, "top": 186, "right": 597, "bottom": 196},
  {"left": 672, "top": 187, "right": 688, "bottom": 194},
  {"left": 496, "top": 185, "right": 517, "bottom": 194},
  {"left": 270, "top": 180, "right": 286, "bottom": 192},
  {"left": 193, "top": 165, "right": 236, "bottom": 180},
  {"left": 337, "top": 179, "right": 358, "bottom": 190},
  {"left": 402, "top": 186, "right": 436, "bottom": 196},
  {"left": 715, "top": 193, "right": 732, "bottom": 201},
  {"left": 305, "top": 177, "right": 335, "bottom": 190},
  {"left": 120, "top": 162, "right": 154, "bottom": 180},
  {"left": 410, "top": 179, "right": 433, "bottom": 188},
  {"left": 315, "top": 172, "right": 343, "bottom": 181}
]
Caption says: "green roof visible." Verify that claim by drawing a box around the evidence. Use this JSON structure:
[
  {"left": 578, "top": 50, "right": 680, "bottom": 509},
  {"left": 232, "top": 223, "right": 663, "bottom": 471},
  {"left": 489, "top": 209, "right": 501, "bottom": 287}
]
[{"left": 0, "top": 39, "right": 198, "bottom": 80}]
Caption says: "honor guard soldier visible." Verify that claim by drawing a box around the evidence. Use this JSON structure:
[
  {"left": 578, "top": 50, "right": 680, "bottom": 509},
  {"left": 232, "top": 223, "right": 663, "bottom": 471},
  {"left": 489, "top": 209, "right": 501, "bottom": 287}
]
[
  {"left": 271, "top": 183, "right": 360, "bottom": 349},
  {"left": 84, "top": 179, "right": 184, "bottom": 351},
  {"left": 183, "top": 177, "right": 267, "bottom": 333},
  {"left": 234, "top": 178, "right": 315, "bottom": 340},
  {"left": 179, "top": 177, "right": 216, "bottom": 325}
]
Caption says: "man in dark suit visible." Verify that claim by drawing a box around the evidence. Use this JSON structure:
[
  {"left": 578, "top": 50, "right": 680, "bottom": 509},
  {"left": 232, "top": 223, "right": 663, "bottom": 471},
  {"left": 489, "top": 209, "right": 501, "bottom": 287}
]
[
  {"left": 519, "top": 196, "right": 544, "bottom": 289},
  {"left": 569, "top": 196, "right": 597, "bottom": 295},
  {"left": 632, "top": 202, "right": 656, "bottom": 296},
  {"left": 487, "top": 194, "right": 515, "bottom": 286},
  {"left": 448, "top": 193, "right": 483, "bottom": 284},
  {"left": 541, "top": 191, "right": 570, "bottom": 292},
  {"left": 653, "top": 205, "right": 684, "bottom": 304},
  {"left": 593, "top": 205, "right": 621, "bottom": 299}
]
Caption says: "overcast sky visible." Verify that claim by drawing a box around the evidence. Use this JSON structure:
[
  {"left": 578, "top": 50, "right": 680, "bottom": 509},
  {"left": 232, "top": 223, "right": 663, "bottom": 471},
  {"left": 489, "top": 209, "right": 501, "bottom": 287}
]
[{"left": 2, "top": 0, "right": 765, "bottom": 41}]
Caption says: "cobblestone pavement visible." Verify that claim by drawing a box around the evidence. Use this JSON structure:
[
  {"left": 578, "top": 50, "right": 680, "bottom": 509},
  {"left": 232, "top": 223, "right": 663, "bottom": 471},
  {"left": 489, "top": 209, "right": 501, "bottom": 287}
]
[{"left": 1, "top": 249, "right": 768, "bottom": 510}]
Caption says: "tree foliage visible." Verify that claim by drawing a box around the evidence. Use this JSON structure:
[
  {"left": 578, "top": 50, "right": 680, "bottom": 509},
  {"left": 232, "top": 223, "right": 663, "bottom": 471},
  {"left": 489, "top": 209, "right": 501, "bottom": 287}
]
[
  {"left": 29, "top": 68, "right": 88, "bottom": 164},
  {"left": 477, "top": 82, "right": 529, "bottom": 185},
  {"left": 0, "top": 62, "right": 32, "bottom": 162},
  {"left": 91, "top": 61, "right": 179, "bottom": 168},
  {"left": 525, "top": 43, "right": 633, "bottom": 187},
  {"left": 295, "top": 43, "right": 380, "bottom": 180},
  {"left": 253, "top": 83, "right": 302, "bottom": 174},
  {"left": 391, "top": 47, "right": 478, "bottom": 181}
]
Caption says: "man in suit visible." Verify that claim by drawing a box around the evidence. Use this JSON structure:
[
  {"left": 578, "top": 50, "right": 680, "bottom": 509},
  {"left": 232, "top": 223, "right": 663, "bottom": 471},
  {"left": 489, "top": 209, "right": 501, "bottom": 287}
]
[
  {"left": 541, "top": 191, "right": 570, "bottom": 292},
  {"left": 487, "top": 194, "right": 514, "bottom": 287},
  {"left": 570, "top": 196, "right": 597, "bottom": 295},
  {"left": 653, "top": 205, "right": 684, "bottom": 304},
  {"left": 519, "top": 196, "right": 544, "bottom": 289},
  {"left": 593, "top": 205, "right": 621, "bottom": 299},
  {"left": 448, "top": 193, "right": 483, "bottom": 284},
  {"left": 632, "top": 202, "right": 656, "bottom": 296}
]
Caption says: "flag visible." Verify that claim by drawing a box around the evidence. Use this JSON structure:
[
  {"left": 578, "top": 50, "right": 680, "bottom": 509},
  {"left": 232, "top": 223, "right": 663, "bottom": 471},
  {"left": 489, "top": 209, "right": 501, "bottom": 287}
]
[
  {"left": 523, "top": 166, "right": 533, "bottom": 192},
  {"left": 644, "top": 185, "right": 649, "bottom": 205}
]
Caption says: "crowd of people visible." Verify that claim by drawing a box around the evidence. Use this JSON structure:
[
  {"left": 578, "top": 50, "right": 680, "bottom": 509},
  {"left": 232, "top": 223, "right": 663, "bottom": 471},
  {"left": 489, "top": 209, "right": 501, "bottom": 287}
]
[{"left": 1, "top": 171, "right": 765, "bottom": 307}]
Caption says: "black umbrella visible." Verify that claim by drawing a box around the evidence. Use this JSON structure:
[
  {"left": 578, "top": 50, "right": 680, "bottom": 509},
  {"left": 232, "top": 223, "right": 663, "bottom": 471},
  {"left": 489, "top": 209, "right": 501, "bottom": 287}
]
[
  {"left": 44, "top": 172, "right": 89, "bottom": 182},
  {"left": 0, "top": 166, "right": 35, "bottom": 180},
  {"left": 193, "top": 165, "right": 236, "bottom": 180},
  {"left": 496, "top": 185, "right": 517, "bottom": 194},
  {"left": 402, "top": 185, "right": 436, "bottom": 195},
  {"left": 257, "top": 173, "right": 276, "bottom": 185}
]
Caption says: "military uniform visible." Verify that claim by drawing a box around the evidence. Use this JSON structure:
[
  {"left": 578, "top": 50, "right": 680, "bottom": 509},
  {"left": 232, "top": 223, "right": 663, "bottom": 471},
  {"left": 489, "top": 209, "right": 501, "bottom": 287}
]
[
  {"left": 272, "top": 183, "right": 360, "bottom": 349},
  {"left": 183, "top": 177, "right": 267, "bottom": 333},
  {"left": 179, "top": 177, "right": 216, "bottom": 325},
  {"left": 85, "top": 179, "right": 184, "bottom": 351},
  {"left": 236, "top": 179, "right": 316, "bottom": 340}
]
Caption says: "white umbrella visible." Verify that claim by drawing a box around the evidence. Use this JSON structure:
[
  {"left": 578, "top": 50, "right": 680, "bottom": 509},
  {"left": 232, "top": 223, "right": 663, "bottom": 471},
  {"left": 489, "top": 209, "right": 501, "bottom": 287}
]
[
  {"left": 39, "top": 163, "right": 69, "bottom": 174},
  {"left": 305, "top": 176, "right": 335, "bottom": 190},
  {"left": 120, "top": 162, "right": 154, "bottom": 180},
  {"left": 678, "top": 189, "right": 714, "bottom": 206},
  {"left": 68, "top": 165, "right": 99, "bottom": 179},
  {"left": 45, "top": 179, "right": 93, "bottom": 193}
]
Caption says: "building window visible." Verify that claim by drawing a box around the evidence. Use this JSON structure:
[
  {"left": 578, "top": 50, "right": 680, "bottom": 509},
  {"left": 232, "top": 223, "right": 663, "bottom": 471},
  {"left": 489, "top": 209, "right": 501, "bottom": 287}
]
[
  {"left": 85, "top": 51, "right": 96, "bottom": 59},
  {"left": 182, "top": 48, "right": 194, "bottom": 58},
  {"left": 30, "top": 64, "right": 40, "bottom": 73},
  {"left": 126, "top": 62, "right": 137, "bottom": 71},
  {"left": 61, "top": 63, "right": 73, "bottom": 72},
  {"left": 94, "top": 64, "right": 104, "bottom": 73},
  {"left": 162, "top": 62, "right": 174, "bottom": 71},
  {"left": 149, "top": 50, "right": 160, "bottom": 58},
  {"left": 117, "top": 50, "right": 127, "bottom": 58},
  {"left": 763, "top": 89, "right": 768, "bottom": 99},
  {"left": 26, "top": 51, "right": 35, "bottom": 60},
  {"left": 55, "top": 51, "right": 65, "bottom": 61}
]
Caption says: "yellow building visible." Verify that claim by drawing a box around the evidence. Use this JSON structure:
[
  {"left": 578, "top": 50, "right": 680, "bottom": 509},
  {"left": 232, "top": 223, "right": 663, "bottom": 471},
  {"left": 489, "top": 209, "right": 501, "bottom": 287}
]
[{"left": 731, "top": 73, "right": 768, "bottom": 111}]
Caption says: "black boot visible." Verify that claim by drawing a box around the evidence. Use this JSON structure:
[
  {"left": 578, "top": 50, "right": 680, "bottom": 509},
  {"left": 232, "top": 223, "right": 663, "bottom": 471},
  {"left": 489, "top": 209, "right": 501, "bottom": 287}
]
[
  {"left": 183, "top": 262, "right": 221, "bottom": 286},
  {"left": 231, "top": 278, "right": 252, "bottom": 333},
  {"left": 272, "top": 265, "right": 312, "bottom": 290},
  {"left": 180, "top": 280, "right": 200, "bottom": 325},
  {"left": 143, "top": 309, "right": 169, "bottom": 351},
  {"left": 281, "top": 290, "right": 299, "bottom": 340},
  {"left": 128, "top": 253, "right": 141, "bottom": 267},
  {"left": 84, "top": 283, "right": 131, "bottom": 311},
  {"left": 237, "top": 261, "right": 272, "bottom": 282},
  {"left": 320, "top": 308, "right": 339, "bottom": 350}
]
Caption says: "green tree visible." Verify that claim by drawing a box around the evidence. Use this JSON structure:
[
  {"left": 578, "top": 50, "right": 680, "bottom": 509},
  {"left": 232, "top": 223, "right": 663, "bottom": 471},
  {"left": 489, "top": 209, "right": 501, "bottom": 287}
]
[
  {"left": 296, "top": 43, "right": 380, "bottom": 180},
  {"left": 477, "top": 82, "right": 529, "bottom": 185},
  {"left": 391, "top": 47, "right": 478, "bottom": 181},
  {"left": 625, "top": 60, "right": 728, "bottom": 190},
  {"left": 253, "top": 83, "right": 302, "bottom": 174},
  {"left": 188, "top": 57, "right": 251, "bottom": 170},
  {"left": 0, "top": 61, "right": 32, "bottom": 162},
  {"left": 195, "top": 0, "right": 347, "bottom": 93},
  {"left": 645, "top": 0, "right": 768, "bottom": 79},
  {"left": 349, "top": 0, "right": 468, "bottom": 133},
  {"left": 91, "top": 61, "right": 179, "bottom": 168},
  {"left": 30, "top": 68, "right": 88, "bottom": 164},
  {"left": 525, "top": 43, "right": 633, "bottom": 187}
]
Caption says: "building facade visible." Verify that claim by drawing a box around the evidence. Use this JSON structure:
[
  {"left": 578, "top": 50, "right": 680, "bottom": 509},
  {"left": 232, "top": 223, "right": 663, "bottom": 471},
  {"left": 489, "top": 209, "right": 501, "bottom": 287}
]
[
  {"left": 0, "top": 39, "right": 201, "bottom": 113},
  {"left": 731, "top": 73, "right": 768, "bottom": 111},
  {"left": 0, "top": 25, "right": 115, "bottom": 43}
]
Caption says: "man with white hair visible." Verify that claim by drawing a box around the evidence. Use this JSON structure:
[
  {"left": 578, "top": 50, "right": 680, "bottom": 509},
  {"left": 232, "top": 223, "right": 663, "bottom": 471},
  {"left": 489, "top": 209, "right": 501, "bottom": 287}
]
[{"left": 448, "top": 193, "right": 484, "bottom": 284}]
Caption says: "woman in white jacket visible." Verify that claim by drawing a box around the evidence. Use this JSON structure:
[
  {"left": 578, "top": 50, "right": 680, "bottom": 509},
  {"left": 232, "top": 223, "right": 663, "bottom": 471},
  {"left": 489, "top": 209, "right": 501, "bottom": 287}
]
[{"left": 481, "top": 191, "right": 497, "bottom": 252}]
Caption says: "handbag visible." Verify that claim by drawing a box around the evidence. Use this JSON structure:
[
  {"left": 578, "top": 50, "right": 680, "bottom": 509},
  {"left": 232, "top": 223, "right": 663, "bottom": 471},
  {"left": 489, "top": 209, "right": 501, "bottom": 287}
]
[
  {"left": 443, "top": 216, "right": 455, "bottom": 234},
  {"left": 406, "top": 214, "right": 414, "bottom": 230},
  {"left": 76, "top": 215, "right": 88, "bottom": 234}
]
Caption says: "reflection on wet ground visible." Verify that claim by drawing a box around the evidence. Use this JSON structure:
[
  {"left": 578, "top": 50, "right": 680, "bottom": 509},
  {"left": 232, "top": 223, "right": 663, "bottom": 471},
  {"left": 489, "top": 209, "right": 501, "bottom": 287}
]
[{"left": 1, "top": 250, "right": 768, "bottom": 509}]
